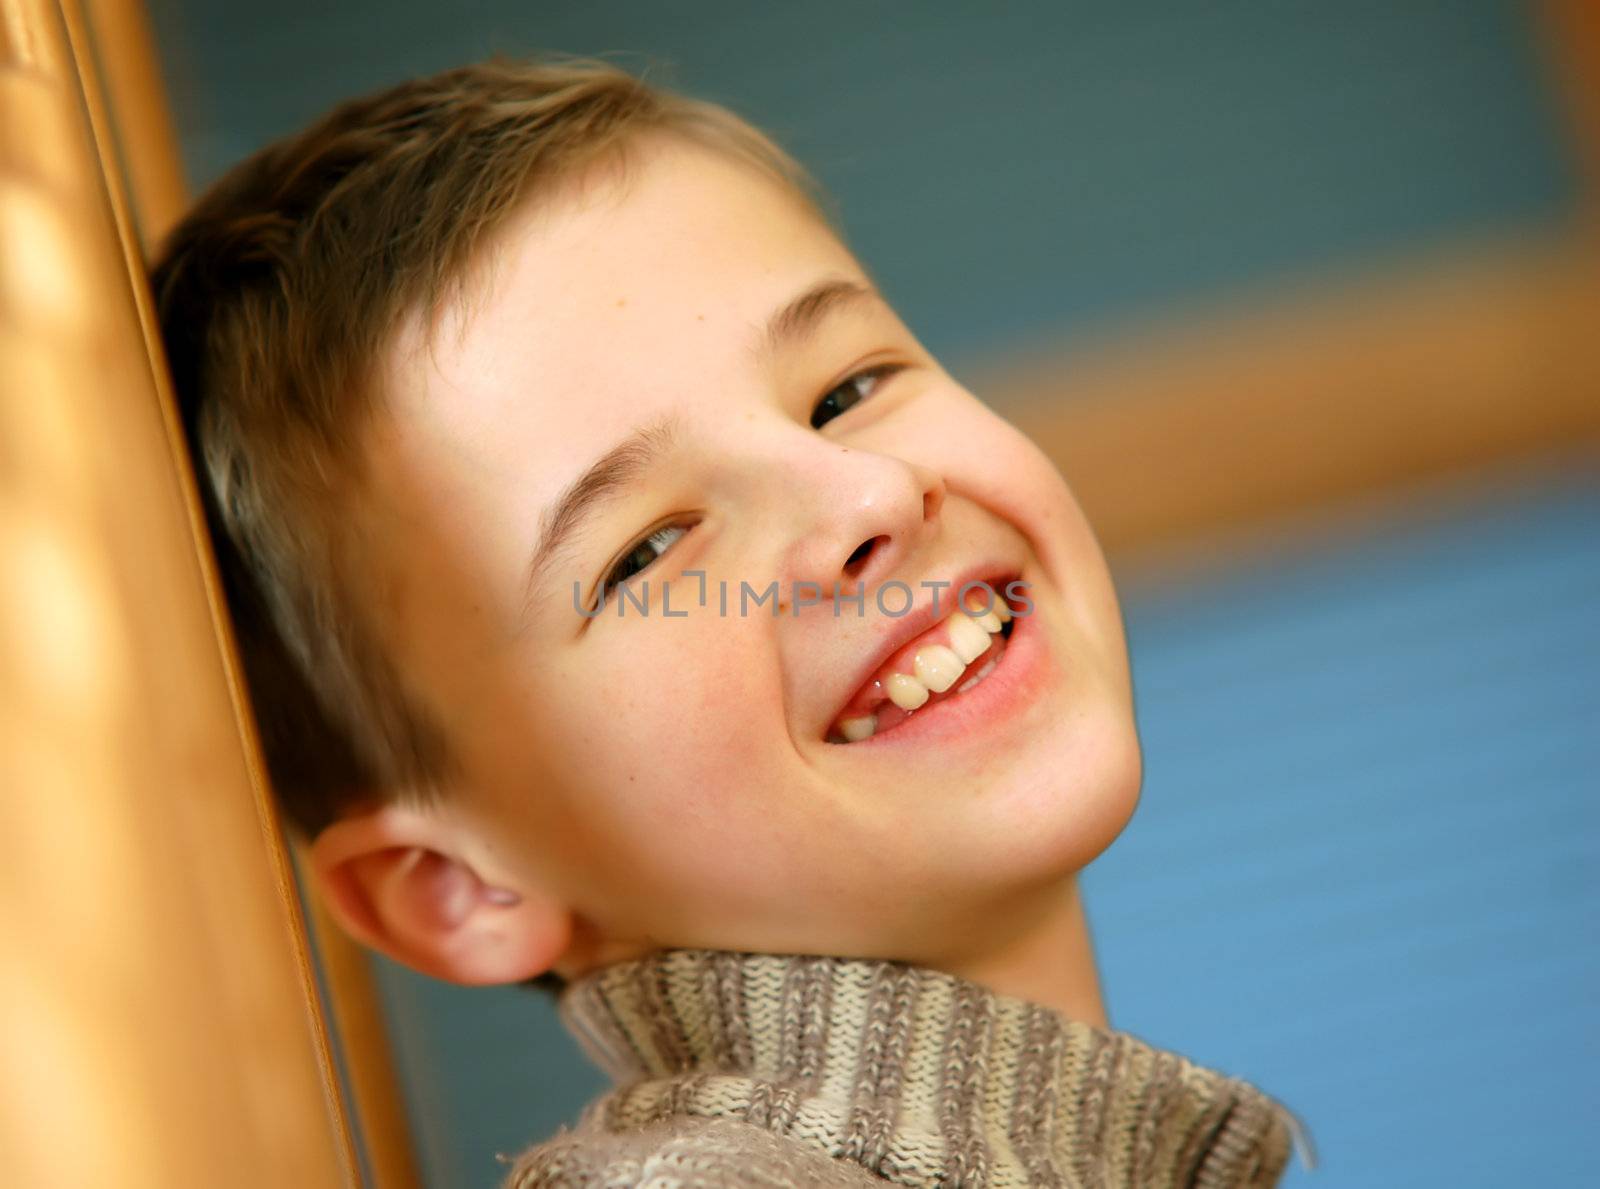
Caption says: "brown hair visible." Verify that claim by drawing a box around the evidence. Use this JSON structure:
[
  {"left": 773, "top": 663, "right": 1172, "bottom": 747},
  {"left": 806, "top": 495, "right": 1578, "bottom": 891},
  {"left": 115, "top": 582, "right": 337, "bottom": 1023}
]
[{"left": 151, "top": 58, "right": 816, "bottom": 843}]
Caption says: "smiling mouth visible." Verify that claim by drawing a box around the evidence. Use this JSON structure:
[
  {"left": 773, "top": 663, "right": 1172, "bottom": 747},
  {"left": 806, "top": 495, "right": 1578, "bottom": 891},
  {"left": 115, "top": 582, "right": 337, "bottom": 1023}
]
[{"left": 825, "top": 584, "right": 1018, "bottom": 744}]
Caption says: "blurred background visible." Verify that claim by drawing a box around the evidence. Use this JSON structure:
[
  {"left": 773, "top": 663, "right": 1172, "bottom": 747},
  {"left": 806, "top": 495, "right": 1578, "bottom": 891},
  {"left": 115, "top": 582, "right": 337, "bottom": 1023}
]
[
  {"left": 150, "top": 1, "right": 1598, "bottom": 1185},
  {"left": 18, "top": 0, "right": 1594, "bottom": 1185}
]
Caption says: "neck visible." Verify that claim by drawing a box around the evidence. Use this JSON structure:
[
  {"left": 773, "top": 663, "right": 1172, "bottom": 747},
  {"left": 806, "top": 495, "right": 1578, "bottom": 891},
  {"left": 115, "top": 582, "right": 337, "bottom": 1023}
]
[
  {"left": 558, "top": 876, "right": 1109, "bottom": 1028},
  {"left": 931, "top": 875, "right": 1109, "bottom": 1030}
]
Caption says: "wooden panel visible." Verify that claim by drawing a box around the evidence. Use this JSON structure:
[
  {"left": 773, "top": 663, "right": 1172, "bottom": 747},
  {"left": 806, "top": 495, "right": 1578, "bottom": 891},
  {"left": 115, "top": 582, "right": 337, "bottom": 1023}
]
[
  {"left": 990, "top": 4, "right": 1600, "bottom": 580},
  {"left": 81, "top": 0, "right": 185, "bottom": 249},
  {"left": 1540, "top": 0, "right": 1600, "bottom": 213},
  {"left": 67, "top": 1, "right": 424, "bottom": 1183},
  {"left": 983, "top": 231, "right": 1600, "bottom": 580},
  {"left": 0, "top": 0, "right": 357, "bottom": 1184}
]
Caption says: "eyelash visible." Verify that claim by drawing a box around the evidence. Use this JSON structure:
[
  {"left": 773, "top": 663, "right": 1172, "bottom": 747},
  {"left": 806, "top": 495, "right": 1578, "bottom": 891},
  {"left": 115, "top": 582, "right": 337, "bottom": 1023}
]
[
  {"left": 599, "top": 522, "right": 689, "bottom": 606},
  {"left": 594, "top": 364, "right": 905, "bottom": 609},
  {"left": 810, "top": 363, "right": 904, "bottom": 429}
]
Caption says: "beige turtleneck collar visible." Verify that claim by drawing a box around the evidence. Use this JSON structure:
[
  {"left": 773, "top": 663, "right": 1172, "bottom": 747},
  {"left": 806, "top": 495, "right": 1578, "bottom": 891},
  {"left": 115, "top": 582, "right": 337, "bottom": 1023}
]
[{"left": 544, "top": 947, "right": 1312, "bottom": 1187}]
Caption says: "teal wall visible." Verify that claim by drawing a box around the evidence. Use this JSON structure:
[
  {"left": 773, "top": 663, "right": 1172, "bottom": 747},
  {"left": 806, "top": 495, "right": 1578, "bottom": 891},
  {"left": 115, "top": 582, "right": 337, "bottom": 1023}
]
[
  {"left": 151, "top": 1, "right": 1578, "bottom": 371},
  {"left": 147, "top": 3, "right": 1594, "bottom": 1185}
]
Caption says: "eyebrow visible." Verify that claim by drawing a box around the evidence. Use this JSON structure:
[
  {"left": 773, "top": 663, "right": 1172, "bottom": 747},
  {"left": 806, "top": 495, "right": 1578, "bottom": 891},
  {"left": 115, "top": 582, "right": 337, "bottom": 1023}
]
[
  {"left": 520, "top": 277, "right": 878, "bottom": 619},
  {"left": 761, "top": 277, "right": 876, "bottom": 358},
  {"left": 521, "top": 412, "right": 681, "bottom": 612}
]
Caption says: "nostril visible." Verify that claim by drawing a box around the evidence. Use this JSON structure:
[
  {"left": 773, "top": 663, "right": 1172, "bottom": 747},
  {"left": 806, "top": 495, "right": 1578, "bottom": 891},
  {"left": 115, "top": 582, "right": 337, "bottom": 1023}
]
[{"left": 843, "top": 535, "right": 885, "bottom": 579}]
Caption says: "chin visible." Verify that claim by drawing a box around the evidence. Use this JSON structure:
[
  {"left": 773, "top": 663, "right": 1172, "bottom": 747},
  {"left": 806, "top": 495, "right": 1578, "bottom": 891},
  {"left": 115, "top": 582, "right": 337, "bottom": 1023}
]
[{"left": 978, "top": 699, "right": 1144, "bottom": 886}]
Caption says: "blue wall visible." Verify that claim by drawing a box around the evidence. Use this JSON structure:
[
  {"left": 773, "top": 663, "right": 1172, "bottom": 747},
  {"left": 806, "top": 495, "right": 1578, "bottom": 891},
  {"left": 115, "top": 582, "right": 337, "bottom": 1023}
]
[{"left": 1096, "top": 452, "right": 1600, "bottom": 1186}]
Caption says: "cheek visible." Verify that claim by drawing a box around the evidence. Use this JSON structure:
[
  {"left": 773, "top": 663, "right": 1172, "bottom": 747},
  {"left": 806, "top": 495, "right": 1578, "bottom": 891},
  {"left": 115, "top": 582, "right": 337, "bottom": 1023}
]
[
  {"left": 497, "top": 619, "right": 790, "bottom": 881},
  {"left": 990, "top": 421, "right": 1100, "bottom": 578},
  {"left": 928, "top": 391, "right": 1131, "bottom": 676},
  {"left": 924, "top": 390, "right": 1086, "bottom": 542}
]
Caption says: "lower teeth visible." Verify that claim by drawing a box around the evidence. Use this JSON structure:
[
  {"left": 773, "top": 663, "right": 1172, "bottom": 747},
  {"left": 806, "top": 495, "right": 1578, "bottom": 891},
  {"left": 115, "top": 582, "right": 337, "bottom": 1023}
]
[{"left": 955, "top": 654, "right": 999, "bottom": 694}]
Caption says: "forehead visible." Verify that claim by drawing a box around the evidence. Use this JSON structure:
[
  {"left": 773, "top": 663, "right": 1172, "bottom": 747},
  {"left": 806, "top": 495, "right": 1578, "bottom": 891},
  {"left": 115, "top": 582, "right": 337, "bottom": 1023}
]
[{"left": 381, "top": 136, "right": 862, "bottom": 455}]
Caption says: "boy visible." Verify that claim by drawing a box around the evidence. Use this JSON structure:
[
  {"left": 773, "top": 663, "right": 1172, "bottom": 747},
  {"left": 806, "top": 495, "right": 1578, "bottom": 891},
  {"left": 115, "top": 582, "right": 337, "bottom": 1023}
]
[{"left": 153, "top": 58, "right": 1308, "bottom": 1186}]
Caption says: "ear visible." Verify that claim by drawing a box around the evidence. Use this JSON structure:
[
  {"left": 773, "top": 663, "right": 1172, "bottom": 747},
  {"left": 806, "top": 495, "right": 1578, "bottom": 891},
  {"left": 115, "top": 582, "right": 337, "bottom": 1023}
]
[{"left": 307, "top": 801, "right": 572, "bottom": 986}]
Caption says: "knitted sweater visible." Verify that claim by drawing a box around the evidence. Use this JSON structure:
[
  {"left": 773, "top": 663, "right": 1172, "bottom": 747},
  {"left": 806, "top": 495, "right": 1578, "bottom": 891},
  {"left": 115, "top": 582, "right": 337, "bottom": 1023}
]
[{"left": 505, "top": 948, "right": 1312, "bottom": 1188}]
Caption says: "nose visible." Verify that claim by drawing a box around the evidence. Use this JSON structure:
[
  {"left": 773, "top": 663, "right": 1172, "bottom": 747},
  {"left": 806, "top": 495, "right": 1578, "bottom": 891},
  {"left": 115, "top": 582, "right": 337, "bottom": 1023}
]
[{"left": 777, "top": 444, "right": 946, "bottom": 596}]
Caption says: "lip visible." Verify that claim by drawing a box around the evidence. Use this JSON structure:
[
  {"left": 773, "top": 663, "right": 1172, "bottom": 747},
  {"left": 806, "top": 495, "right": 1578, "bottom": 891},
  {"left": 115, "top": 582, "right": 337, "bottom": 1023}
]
[
  {"left": 838, "top": 594, "right": 1048, "bottom": 750},
  {"left": 822, "top": 561, "right": 1022, "bottom": 738}
]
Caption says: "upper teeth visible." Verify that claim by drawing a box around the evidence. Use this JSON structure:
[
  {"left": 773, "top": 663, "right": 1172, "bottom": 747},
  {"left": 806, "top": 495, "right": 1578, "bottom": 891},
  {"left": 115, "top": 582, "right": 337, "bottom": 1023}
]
[
  {"left": 885, "top": 674, "right": 929, "bottom": 711},
  {"left": 912, "top": 644, "right": 964, "bottom": 693},
  {"left": 947, "top": 612, "right": 993, "bottom": 662},
  {"left": 854, "top": 605, "right": 1008, "bottom": 727}
]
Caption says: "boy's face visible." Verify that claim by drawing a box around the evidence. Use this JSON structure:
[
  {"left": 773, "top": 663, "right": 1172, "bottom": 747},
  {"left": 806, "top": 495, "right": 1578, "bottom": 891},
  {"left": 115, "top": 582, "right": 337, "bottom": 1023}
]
[{"left": 360, "top": 135, "right": 1142, "bottom": 975}]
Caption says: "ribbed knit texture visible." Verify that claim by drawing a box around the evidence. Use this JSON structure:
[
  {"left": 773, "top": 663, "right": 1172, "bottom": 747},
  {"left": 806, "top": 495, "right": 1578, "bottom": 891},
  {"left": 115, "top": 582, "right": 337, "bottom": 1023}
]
[{"left": 506, "top": 948, "right": 1310, "bottom": 1188}]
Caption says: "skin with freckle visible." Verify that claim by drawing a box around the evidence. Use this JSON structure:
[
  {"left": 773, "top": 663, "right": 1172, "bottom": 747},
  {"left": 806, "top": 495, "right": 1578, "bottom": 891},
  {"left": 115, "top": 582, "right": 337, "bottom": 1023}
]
[{"left": 355, "top": 133, "right": 1142, "bottom": 990}]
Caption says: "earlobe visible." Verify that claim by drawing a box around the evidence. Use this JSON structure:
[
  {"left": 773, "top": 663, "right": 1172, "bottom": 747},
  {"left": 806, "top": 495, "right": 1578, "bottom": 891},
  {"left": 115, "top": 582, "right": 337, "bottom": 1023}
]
[{"left": 308, "top": 804, "right": 572, "bottom": 986}]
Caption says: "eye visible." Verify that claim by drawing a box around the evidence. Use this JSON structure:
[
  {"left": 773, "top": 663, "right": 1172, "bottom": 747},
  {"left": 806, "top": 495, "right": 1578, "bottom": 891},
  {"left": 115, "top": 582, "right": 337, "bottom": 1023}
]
[
  {"left": 598, "top": 522, "right": 688, "bottom": 606},
  {"left": 810, "top": 364, "right": 903, "bottom": 429}
]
